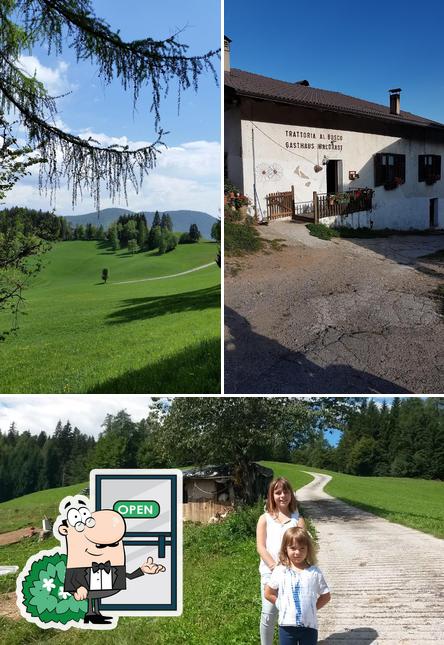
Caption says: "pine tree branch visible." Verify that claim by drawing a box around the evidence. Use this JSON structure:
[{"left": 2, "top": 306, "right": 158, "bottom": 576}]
[{"left": 18, "top": 0, "right": 220, "bottom": 129}]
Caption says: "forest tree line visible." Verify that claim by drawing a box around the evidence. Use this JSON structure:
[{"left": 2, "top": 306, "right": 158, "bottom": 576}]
[
  {"left": 295, "top": 398, "right": 444, "bottom": 479},
  {"left": 1, "top": 398, "right": 442, "bottom": 504},
  {"left": 0, "top": 207, "right": 218, "bottom": 254}
]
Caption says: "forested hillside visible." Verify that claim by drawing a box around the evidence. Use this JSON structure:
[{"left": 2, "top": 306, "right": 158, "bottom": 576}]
[
  {"left": 2, "top": 399, "right": 443, "bottom": 504},
  {"left": 296, "top": 398, "right": 444, "bottom": 479}
]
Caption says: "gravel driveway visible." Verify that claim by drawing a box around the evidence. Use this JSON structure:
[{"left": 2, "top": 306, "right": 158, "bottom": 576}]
[
  {"left": 225, "top": 222, "right": 444, "bottom": 393},
  {"left": 297, "top": 473, "right": 444, "bottom": 644}
]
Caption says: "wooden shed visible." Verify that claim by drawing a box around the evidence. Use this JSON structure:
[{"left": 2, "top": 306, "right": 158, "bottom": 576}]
[{"left": 182, "top": 462, "right": 273, "bottom": 523}]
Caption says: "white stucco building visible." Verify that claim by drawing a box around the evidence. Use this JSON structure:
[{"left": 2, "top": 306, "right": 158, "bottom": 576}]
[{"left": 225, "top": 38, "right": 444, "bottom": 229}]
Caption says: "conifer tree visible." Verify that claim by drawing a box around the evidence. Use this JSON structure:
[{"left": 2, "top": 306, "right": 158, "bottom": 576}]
[
  {"left": 0, "top": 0, "right": 219, "bottom": 209},
  {"left": 160, "top": 213, "right": 173, "bottom": 231},
  {"left": 152, "top": 211, "right": 161, "bottom": 228},
  {"left": 147, "top": 224, "right": 161, "bottom": 250},
  {"left": 189, "top": 223, "right": 201, "bottom": 242},
  {"left": 136, "top": 216, "right": 147, "bottom": 249}
]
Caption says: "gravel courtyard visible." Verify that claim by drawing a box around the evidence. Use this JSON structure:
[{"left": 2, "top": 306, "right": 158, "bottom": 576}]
[{"left": 224, "top": 222, "right": 444, "bottom": 393}]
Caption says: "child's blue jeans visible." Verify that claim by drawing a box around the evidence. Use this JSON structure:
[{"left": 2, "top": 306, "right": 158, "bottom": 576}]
[{"left": 278, "top": 625, "right": 318, "bottom": 645}]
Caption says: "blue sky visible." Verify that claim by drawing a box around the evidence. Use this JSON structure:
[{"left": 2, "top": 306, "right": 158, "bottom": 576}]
[
  {"left": 225, "top": 0, "right": 444, "bottom": 125},
  {"left": 4, "top": 0, "right": 221, "bottom": 215}
]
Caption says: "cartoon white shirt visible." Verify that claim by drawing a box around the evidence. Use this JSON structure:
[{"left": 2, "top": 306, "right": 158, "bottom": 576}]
[{"left": 89, "top": 562, "right": 113, "bottom": 591}]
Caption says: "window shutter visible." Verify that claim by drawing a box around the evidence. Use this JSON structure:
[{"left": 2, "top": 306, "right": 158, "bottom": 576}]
[
  {"left": 418, "top": 155, "right": 425, "bottom": 182},
  {"left": 374, "top": 154, "right": 383, "bottom": 186},
  {"left": 435, "top": 155, "right": 441, "bottom": 179},
  {"left": 396, "top": 155, "right": 406, "bottom": 183}
]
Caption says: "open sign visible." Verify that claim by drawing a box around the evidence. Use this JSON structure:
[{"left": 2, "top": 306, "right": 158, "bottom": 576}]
[{"left": 114, "top": 500, "right": 160, "bottom": 518}]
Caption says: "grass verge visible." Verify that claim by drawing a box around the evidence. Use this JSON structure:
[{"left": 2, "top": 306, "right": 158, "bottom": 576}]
[
  {"left": 1, "top": 506, "right": 264, "bottom": 645},
  {"left": 0, "top": 482, "right": 88, "bottom": 534},
  {"left": 264, "top": 462, "right": 444, "bottom": 538},
  {"left": 225, "top": 221, "right": 263, "bottom": 256}
]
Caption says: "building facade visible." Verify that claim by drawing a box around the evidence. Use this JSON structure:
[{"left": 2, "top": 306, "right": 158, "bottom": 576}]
[{"left": 225, "top": 39, "right": 444, "bottom": 229}]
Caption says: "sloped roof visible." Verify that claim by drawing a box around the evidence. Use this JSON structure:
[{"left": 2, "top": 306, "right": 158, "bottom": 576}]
[
  {"left": 225, "top": 68, "right": 444, "bottom": 130},
  {"left": 183, "top": 463, "right": 273, "bottom": 480}
]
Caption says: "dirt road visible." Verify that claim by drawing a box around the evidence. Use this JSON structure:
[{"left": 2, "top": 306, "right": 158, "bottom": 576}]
[
  {"left": 296, "top": 473, "right": 444, "bottom": 644},
  {"left": 225, "top": 223, "right": 444, "bottom": 393}
]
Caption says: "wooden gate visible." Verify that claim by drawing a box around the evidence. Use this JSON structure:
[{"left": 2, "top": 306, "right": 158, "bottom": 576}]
[{"left": 266, "top": 186, "right": 295, "bottom": 220}]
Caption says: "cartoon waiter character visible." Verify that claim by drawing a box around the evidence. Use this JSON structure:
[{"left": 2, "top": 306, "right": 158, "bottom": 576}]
[{"left": 58, "top": 497, "right": 165, "bottom": 625}]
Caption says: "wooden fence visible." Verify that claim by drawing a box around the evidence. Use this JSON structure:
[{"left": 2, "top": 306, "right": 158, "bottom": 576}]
[
  {"left": 183, "top": 501, "right": 233, "bottom": 523},
  {"left": 316, "top": 190, "right": 373, "bottom": 220},
  {"left": 266, "top": 188, "right": 373, "bottom": 223},
  {"left": 266, "top": 185, "right": 295, "bottom": 220}
]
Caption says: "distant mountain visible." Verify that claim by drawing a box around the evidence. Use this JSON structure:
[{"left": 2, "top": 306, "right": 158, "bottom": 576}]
[{"left": 63, "top": 208, "right": 217, "bottom": 239}]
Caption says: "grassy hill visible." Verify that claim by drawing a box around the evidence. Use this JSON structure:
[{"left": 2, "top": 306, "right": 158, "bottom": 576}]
[
  {"left": 1, "top": 464, "right": 443, "bottom": 643},
  {"left": 0, "top": 482, "right": 88, "bottom": 534},
  {"left": 261, "top": 461, "right": 444, "bottom": 538},
  {"left": 0, "top": 240, "right": 220, "bottom": 393}
]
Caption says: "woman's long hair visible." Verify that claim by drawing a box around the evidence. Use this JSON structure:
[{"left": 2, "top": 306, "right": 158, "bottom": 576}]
[{"left": 266, "top": 477, "right": 298, "bottom": 516}]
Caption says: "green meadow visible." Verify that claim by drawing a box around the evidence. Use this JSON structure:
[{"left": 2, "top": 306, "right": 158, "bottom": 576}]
[
  {"left": 0, "top": 482, "right": 88, "bottom": 534},
  {"left": 1, "top": 464, "right": 443, "bottom": 643},
  {"left": 261, "top": 461, "right": 444, "bottom": 539},
  {"left": 0, "top": 240, "right": 220, "bottom": 393}
]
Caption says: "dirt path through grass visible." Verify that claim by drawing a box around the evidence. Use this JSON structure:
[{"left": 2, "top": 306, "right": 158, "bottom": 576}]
[
  {"left": 0, "top": 528, "right": 35, "bottom": 546},
  {"left": 112, "top": 261, "right": 216, "bottom": 285},
  {"left": 297, "top": 473, "right": 444, "bottom": 644}
]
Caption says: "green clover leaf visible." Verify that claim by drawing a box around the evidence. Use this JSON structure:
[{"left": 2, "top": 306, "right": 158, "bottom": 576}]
[{"left": 46, "top": 563, "right": 57, "bottom": 578}]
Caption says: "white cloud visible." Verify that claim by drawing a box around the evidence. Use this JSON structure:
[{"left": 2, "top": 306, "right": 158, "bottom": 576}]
[
  {"left": 18, "top": 56, "right": 76, "bottom": 96},
  {"left": 1, "top": 130, "right": 221, "bottom": 216},
  {"left": 0, "top": 396, "right": 155, "bottom": 438}
]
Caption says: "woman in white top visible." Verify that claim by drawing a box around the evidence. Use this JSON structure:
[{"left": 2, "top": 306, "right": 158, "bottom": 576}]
[{"left": 256, "top": 477, "right": 306, "bottom": 645}]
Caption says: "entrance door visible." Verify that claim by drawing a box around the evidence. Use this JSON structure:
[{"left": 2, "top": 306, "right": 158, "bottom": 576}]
[
  {"left": 326, "top": 160, "right": 339, "bottom": 194},
  {"left": 429, "top": 198, "right": 438, "bottom": 227}
]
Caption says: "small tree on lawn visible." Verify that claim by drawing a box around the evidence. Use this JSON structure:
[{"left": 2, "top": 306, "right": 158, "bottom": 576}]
[
  {"left": 127, "top": 238, "right": 139, "bottom": 254},
  {"left": 189, "top": 223, "right": 201, "bottom": 242},
  {"left": 158, "top": 230, "right": 176, "bottom": 255},
  {"left": 109, "top": 225, "right": 120, "bottom": 251},
  {"left": 101, "top": 268, "right": 108, "bottom": 283},
  {"left": 137, "top": 217, "right": 148, "bottom": 249},
  {"left": 147, "top": 225, "right": 162, "bottom": 250}
]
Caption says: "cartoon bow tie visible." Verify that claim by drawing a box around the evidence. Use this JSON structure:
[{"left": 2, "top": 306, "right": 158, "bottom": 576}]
[{"left": 92, "top": 561, "right": 111, "bottom": 573}]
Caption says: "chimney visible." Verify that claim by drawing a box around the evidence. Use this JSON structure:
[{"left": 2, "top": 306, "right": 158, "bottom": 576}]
[
  {"left": 389, "top": 88, "right": 401, "bottom": 115},
  {"left": 224, "top": 35, "right": 231, "bottom": 72}
]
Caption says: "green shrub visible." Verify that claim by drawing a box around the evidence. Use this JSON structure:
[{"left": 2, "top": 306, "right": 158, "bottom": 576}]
[
  {"left": 225, "top": 221, "right": 263, "bottom": 256},
  {"left": 158, "top": 229, "right": 177, "bottom": 254},
  {"left": 306, "top": 223, "right": 339, "bottom": 240},
  {"left": 20, "top": 551, "right": 87, "bottom": 625},
  {"left": 224, "top": 204, "right": 243, "bottom": 223},
  {"left": 178, "top": 232, "right": 192, "bottom": 244},
  {"left": 183, "top": 501, "right": 263, "bottom": 557}
]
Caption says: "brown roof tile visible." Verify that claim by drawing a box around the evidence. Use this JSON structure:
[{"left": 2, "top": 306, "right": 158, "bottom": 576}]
[{"left": 225, "top": 68, "right": 444, "bottom": 129}]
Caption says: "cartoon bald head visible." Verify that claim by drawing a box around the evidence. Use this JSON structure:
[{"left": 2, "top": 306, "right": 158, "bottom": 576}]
[{"left": 58, "top": 499, "right": 127, "bottom": 568}]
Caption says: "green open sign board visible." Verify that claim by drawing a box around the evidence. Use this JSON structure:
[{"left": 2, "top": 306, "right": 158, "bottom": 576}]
[{"left": 113, "top": 500, "right": 160, "bottom": 518}]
